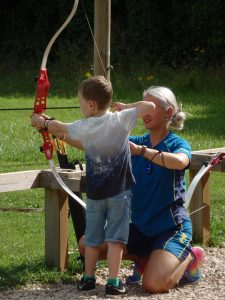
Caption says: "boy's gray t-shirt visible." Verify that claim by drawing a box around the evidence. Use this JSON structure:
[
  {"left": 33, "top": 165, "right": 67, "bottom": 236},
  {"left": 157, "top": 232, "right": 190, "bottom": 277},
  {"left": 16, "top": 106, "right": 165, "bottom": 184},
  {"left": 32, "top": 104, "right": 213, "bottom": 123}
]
[{"left": 67, "top": 108, "right": 137, "bottom": 200}]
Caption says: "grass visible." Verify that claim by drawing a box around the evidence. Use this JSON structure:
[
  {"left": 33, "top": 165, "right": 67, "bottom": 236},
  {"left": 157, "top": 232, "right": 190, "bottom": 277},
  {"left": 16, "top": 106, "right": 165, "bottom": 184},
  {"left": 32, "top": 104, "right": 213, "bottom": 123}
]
[{"left": 0, "top": 65, "right": 225, "bottom": 289}]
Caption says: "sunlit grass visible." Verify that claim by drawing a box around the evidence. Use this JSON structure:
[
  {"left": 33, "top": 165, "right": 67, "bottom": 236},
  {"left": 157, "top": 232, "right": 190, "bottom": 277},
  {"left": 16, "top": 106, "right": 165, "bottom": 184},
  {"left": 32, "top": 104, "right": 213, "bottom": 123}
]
[
  {"left": 0, "top": 210, "right": 82, "bottom": 289},
  {"left": 0, "top": 66, "right": 224, "bottom": 288}
]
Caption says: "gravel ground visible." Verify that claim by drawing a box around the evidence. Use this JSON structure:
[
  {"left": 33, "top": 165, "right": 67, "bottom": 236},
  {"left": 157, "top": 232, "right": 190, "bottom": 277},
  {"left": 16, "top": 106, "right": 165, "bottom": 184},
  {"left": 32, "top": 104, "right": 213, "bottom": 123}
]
[{"left": 1, "top": 246, "right": 225, "bottom": 300}]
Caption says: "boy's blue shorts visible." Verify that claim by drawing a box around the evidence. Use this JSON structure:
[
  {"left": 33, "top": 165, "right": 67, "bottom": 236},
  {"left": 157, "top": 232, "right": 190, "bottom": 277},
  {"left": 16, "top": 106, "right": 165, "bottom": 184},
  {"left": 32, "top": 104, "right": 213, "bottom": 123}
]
[
  {"left": 127, "top": 217, "right": 192, "bottom": 262},
  {"left": 85, "top": 190, "right": 132, "bottom": 247}
]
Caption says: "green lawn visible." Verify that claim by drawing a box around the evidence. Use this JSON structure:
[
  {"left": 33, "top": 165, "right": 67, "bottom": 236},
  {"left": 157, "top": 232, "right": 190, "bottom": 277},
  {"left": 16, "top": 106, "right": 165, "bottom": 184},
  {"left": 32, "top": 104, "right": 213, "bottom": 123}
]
[{"left": 0, "top": 66, "right": 224, "bottom": 289}]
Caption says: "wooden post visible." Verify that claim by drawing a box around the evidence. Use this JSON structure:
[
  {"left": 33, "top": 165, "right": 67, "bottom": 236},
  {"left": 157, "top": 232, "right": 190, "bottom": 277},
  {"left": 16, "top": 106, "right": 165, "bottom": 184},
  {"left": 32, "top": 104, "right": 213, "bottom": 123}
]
[
  {"left": 189, "top": 170, "right": 210, "bottom": 244},
  {"left": 94, "top": 0, "right": 111, "bottom": 80},
  {"left": 45, "top": 189, "right": 68, "bottom": 271}
]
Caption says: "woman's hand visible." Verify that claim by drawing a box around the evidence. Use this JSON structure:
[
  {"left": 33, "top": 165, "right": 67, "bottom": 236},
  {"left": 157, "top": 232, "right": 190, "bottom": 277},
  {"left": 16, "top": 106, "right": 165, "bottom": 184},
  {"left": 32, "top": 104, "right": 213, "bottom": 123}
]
[{"left": 129, "top": 141, "right": 141, "bottom": 155}]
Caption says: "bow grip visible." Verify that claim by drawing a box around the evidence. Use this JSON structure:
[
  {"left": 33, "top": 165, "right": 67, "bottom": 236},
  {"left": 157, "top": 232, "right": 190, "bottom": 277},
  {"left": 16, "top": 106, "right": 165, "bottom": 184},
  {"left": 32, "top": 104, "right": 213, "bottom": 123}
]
[
  {"left": 34, "top": 69, "right": 50, "bottom": 113},
  {"left": 40, "top": 129, "right": 54, "bottom": 160},
  {"left": 210, "top": 152, "right": 225, "bottom": 167}
]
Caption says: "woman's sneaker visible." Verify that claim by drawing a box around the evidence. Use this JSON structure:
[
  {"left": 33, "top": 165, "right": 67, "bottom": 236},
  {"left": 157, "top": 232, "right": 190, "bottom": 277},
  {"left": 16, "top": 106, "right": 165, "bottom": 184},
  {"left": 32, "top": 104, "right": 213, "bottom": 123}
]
[
  {"left": 126, "top": 270, "right": 142, "bottom": 284},
  {"left": 126, "top": 257, "right": 147, "bottom": 284},
  {"left": 105, "top": 279, "right": 128, "bottom": 295},
  {"left": 179, "top": 246, "right": 205, "bottom": 285},
  {"left": 77, "top": 275, "right": 96, "bottom": 291}
]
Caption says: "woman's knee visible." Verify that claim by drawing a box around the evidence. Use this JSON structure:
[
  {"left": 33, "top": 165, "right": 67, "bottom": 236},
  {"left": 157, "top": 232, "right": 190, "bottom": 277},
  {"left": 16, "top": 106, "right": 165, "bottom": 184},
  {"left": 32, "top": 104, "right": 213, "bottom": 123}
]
[
  {"left": 142, "top": 274, "right": 163, "bottom": 293},
  {"left": 78, "top": 236, "right": 108, "bottom": 259},
  {"left": 142, "top": 273, "right": 176, "bottom": 293},
  {"left": 78, "top": 235, "right": 85, "bottom": 256}
]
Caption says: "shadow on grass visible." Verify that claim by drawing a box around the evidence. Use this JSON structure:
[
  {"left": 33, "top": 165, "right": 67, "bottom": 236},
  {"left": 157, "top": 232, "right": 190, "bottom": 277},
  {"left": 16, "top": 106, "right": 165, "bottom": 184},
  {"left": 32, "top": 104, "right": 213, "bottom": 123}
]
[
  {"left": 0, "top": 256, "right": 83, "bottom": 290},
  {"left": 186, "top": 117, "right": 225, "bottom": 140}
]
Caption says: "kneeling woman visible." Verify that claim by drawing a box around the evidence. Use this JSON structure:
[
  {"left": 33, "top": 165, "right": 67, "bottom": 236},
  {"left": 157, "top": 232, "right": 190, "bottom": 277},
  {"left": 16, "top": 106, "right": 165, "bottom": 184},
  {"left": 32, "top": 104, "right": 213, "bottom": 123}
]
[{"left": 79, "top": 86, "right": 205, "bottom": 293}]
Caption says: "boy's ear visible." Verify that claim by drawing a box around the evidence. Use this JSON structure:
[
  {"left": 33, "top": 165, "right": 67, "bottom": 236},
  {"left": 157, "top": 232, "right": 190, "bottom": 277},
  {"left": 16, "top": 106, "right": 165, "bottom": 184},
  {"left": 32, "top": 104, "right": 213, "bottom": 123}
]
[
  {"left": 88, "top": 99, "right": 97, "bottom": 110},
  {"left": 87, "top": 99, "right": 94, "bottom": 108}
]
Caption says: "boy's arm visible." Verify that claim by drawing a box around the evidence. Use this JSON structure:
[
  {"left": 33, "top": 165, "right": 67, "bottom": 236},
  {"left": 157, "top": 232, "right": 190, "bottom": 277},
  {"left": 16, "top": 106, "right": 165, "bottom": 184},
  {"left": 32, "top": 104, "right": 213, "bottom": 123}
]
[
  {"left": 113, "top": 101, "right": 156, "bottom": 117},
  {"left": 31, "top": 113, "right": 83, "bottom": 149},
  {"left": 63, "top": 136, "right": 84, "bottom": 149}
]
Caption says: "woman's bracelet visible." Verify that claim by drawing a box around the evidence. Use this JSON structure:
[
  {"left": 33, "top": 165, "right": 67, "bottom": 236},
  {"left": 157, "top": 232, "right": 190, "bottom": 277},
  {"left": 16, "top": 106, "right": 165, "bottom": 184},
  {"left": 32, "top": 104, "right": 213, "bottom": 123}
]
[
  {"left": 151, "top": 150, "right": 165, "bottom": 167},
  {"left": 139, "top": 146, "right": 165, "bottom": 167},
  {"left": 151, "top": 150, "right": 161, "bottom": 162}
]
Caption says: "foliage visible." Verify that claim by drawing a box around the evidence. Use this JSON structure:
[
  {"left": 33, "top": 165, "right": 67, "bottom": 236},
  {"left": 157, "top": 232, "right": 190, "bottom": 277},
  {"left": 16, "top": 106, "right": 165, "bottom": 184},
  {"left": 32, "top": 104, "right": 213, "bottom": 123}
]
[{"left": 0, "top": 0, "right": 225, "bottom": 70}]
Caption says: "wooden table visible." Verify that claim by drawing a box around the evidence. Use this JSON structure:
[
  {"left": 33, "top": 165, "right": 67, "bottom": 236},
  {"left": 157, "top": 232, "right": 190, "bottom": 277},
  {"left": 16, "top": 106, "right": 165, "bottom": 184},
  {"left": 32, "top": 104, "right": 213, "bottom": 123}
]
[
  {"left": 189, "top": 147, "right": 225, "bottom": 244},
  {"left": 1, "top": 147, "right": 225, "bottom": 271},
  {"left": 0, "top": 168, "right": 86, "bottom": 272}
]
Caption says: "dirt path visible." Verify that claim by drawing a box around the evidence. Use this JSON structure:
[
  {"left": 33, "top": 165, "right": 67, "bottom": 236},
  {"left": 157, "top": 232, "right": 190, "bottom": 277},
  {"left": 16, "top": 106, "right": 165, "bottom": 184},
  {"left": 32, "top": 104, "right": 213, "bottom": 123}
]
[{"left": 1, "top": 246, "right": 225, "bottom": 300}]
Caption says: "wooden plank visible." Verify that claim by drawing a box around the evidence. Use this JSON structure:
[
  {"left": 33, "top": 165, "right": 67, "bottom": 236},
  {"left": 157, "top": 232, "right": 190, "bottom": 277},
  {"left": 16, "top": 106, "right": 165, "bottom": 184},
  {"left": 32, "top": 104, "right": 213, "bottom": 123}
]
[
  {"left": 40, "top": 169, "right": 86, "bottom": 192},
  {"left": 59, "top": 191, "right": 69, "bottom": 271},
  {"left": 45, "top": 189, "right": 68, "bottom": 271},
  {"left": 191, "top": 147, "right": 225, "bottom": 154},
  {"left": 0, "top": 170, "right": 41, "bottom": 192},
  {"left": 190, "top": 148, "right": 225, "bottom": 171},
  {"left": 189, "top": 170, "right": 210, "bottom": 244},
  {"left": 190, "top": 156, "right": 225, "bottom": 172}
]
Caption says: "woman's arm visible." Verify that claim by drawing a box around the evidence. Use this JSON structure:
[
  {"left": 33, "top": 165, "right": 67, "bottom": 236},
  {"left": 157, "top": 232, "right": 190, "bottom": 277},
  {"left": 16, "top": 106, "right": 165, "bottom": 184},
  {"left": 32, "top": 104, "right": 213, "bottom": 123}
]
[{"left": 130, "top": 141, "right": 189, "bottom": 170}]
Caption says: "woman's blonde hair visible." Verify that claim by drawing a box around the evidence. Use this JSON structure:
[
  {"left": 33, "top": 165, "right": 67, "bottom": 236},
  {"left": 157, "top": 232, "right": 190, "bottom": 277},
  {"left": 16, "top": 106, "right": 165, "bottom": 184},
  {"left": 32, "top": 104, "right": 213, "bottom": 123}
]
[{"left": 143, "top": 86, "right": 186, "bottom": 130}]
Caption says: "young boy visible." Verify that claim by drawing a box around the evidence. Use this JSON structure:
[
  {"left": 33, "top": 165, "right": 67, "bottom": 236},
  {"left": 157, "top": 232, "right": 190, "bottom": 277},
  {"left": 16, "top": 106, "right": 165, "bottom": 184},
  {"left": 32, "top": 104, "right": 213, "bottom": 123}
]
[{"left": 31, "top": 76, "right": 155, "bottom": 295}]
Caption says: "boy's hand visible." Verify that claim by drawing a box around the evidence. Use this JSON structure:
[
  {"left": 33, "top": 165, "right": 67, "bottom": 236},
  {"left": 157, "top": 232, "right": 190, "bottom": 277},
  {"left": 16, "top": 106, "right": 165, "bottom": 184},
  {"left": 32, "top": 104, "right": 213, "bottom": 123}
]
[
  {"left": 112, "top": 102, "right": 127, "bottom": 112},
  {"left": 30, "top": 113, "right": 45, "bottom": 130},
  {"left": 41, "top": 113, "right": 51, "bottom": 120}
]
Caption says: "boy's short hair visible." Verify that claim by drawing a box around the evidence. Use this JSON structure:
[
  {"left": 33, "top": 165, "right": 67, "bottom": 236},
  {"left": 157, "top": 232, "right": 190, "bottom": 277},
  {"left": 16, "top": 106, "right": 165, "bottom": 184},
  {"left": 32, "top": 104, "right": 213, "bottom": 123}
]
[{"left": 78, "top": 75, "right": 112, "bottom": 110}]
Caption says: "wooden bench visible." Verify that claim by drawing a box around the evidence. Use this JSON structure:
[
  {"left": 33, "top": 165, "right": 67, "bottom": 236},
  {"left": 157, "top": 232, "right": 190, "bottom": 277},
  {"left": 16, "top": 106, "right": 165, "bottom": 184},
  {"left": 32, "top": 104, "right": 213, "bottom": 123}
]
[
  {"left": 0, "top": 147, "right": 225, "bottom": 271},
  {"left": 189, "top": 147, "right": 225, "bottom": 244},
  {"left": 0, "top": 168, "right": 86, "bottom": 272}
]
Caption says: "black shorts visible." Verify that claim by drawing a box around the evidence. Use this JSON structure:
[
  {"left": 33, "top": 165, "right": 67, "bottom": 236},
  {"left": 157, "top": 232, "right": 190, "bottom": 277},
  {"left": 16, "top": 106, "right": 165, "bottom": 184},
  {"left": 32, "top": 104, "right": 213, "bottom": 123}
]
[{"left": 127, "top": 218, "right": 192, "bottom": 262}]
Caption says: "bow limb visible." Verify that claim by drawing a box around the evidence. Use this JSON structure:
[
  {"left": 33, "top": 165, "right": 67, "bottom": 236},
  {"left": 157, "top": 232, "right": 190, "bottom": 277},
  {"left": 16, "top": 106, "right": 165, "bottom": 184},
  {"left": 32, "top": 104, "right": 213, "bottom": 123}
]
[
  {"left": 41, "top": 0, "right": 79, "bottom": 70},
  {"left": 185, "top": 152, "right": 225, "bottom": 210},
  {"left": 49, "top": 161, "right": 86, "bottom": 208},
  {"left": 184, "top": 164, "right": 210, "bottom": 209},
  {"left": 34, "top": 0, "right": 86, "bottom": 208},
  {"left": 34, "top": 0, "right": 79, "bottom": 114}
]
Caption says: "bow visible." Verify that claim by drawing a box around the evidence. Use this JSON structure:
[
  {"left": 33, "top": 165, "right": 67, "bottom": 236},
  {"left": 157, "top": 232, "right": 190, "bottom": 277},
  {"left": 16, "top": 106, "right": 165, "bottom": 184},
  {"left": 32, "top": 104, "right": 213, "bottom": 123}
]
[
  {"left": 185, "top": 152, "right": 225, "bottom": 210},
  {"left": 34, "top": 0, "right": 86, "bottom": 209}
]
